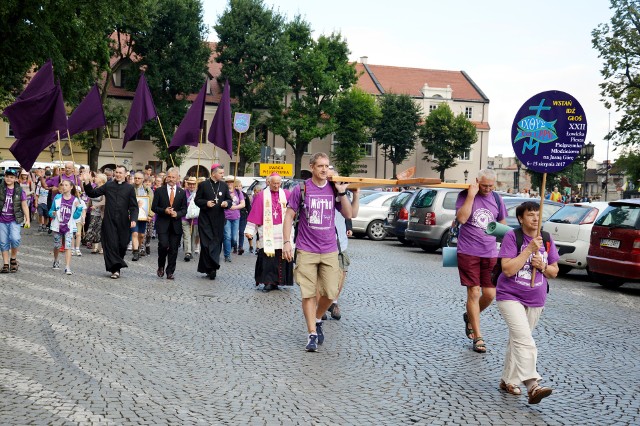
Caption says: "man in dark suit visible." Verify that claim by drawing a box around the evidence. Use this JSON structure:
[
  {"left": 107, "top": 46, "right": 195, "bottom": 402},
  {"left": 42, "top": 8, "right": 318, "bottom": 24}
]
[{"left": 151, "top": 168, "right": 188, "bottom": 280}]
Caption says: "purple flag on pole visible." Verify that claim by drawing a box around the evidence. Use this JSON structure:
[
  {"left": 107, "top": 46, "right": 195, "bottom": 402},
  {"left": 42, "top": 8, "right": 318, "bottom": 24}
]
[
  {"left": 9, "top": 133, "right": 56, "bottom": 171},
  {"left": 68, "top": 84, "right": 107, "bottom": 136},
  {"left": 122, "top": 74, "right": 158, "bottom": 148},
  {"left": 2, "top": 81, "right": 67, "bottom": 140},
  {"left": 169, "top": 79, "right": 208, "bottom": 153},
  {"left": 208, "top": 80, "right": 233, "bottom": 157},
  {"left": 18, "top": 60, "right": 54, "bottom": 100}
]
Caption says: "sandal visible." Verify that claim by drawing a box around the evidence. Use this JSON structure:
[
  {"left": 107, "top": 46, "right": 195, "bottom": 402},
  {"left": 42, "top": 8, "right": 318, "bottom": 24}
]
[
  {"left": 0, "top": 264, "right": 8, "bottom": 274},
  {"left": 463, "top": 312, "right": 474, "bottom": 339},
  {"left": 528, "top": 385, "right": 552, "bottom": 404},
  {"left": 110, "top": 271, "right": 120, "bottom": 279},
  {"left": 473, "top": 337, "right": 486, "bottom": 353},
  {"left": 9, "top": 258, "right": 18, "bottom": 273},
  {"left": 500, "top": 380, "right": 522, "bottom": 396}
]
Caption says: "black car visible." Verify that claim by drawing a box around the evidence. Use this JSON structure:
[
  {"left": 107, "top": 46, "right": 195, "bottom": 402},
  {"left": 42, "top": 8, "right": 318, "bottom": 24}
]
[{"left": 383, "top": 190, "right": 417, "bottom": 245}]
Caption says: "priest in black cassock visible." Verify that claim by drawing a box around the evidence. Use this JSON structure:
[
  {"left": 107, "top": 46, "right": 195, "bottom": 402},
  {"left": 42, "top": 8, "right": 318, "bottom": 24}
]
[
  {"left": 82, "top": 166, "right": 138, "bottom": 279},
  {"left": 195, "top": 164, "right": 232, "bottom": 280}
]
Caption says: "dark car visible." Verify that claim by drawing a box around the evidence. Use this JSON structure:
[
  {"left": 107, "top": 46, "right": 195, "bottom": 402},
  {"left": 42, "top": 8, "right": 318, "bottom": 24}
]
[
  {"left": 586, "top": 199, "right": 640, "bottom": 289},
  {"left": 405, "top": 187, "right": 462, "bottom": 252},
  {"left": 383, "top": 190, "right": 418, "bottom": 245}
]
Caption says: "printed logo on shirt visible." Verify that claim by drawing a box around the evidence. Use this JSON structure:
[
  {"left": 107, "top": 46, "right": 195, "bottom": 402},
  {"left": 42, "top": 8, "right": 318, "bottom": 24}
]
[
  {"left": 515, "top": 245, "right": 548, "bottom": 287},
  {"left": 470, "top": 207, "right": 495, "bottom": 230},
  {"left": 307, "top": 194, "right": 334, "bottom": 230}
]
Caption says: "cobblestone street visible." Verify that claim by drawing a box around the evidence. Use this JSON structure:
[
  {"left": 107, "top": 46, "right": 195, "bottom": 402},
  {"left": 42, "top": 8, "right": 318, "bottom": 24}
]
[{"left": 1, "top": 229, "right": 640, "bottom": 425}]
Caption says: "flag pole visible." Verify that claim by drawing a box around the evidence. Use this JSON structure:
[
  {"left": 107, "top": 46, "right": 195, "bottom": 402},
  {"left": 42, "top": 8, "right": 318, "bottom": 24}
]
[
  {"left": 191, "top": 127, "right": 204, "bottom": 237},
  {"left": 56, "top": 131, "right": 64, "bottom": 164},
  {"left": 234, "top": 132, "right": 242, "bottom": 179},
  {"left": 104, "top": 126, "right": 118, "bottom": 164},
  {"left": 530, "top": 172, "right": 547, "bottom": 287},
  {"left": 155, "top": 116, "right": 176, "bottom": 168},
  {"left": 65, "top": 128, "right": 77, "bottom": 165}
]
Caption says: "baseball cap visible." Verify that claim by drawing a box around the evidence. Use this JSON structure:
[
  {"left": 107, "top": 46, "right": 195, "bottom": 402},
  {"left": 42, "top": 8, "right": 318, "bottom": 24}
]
[{"left": 4, "top": 168, "right": 18, "bottom": 177}]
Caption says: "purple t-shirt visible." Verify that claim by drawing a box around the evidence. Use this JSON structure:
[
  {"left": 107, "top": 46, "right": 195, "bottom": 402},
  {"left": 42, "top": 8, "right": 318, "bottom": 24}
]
[
  {"left": 288, "top": 179, "right": 342, "bottom": 254},
  {"left": 57, "top": 195, "right": 76, "bottom": 234},
  {"left": 0, "top": 187, "right": 27, "bottom": 223},
  {"left": 46, "top": 174, "right": 80, "bottom": 188},
  {"left": 496, "top": 230, "right": 560, "bottom": 307},
  {"left": 455, "top": 191, "right": 507, "bottom": 257},
  {"left": 224, "top": 189, "right": 244, "bottom": 221}
]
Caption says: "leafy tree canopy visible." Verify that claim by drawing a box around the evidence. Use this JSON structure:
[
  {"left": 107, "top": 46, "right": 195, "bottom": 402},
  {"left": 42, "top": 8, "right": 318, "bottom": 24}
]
[
  {"left": 592, "top": 0, "right": 640, "bottom": 147},
  {"left": 419, "top": 103, "right": 477, "bottom": 181},
  {"left": 332, "top": 87, "right": 380, "bottom": 176},
  {"left": 373, "top": 93, "right": 422, "bottom": 178},
  {"left": 131, "top": 0, "right": 212, "bottom": 166}
]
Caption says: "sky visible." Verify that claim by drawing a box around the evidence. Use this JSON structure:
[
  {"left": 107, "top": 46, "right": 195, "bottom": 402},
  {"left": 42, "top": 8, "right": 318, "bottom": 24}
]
[{"left": 203, "top": 0, "right": 618, "bottom": 162}]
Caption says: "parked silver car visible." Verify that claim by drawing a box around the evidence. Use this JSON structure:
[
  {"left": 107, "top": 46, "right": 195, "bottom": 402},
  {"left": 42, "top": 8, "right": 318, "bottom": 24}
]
[
  {"left": 542, "top": 202, "right": 609, "bottom": 275},
  {"left": 405, "top": 187, "right": 462, "bottom": 251},
  {"left": 352, "top": 191, "right": 398, "bottom": 241}
]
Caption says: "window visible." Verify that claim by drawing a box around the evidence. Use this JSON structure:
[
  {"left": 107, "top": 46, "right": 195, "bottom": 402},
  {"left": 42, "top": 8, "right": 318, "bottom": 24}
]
[
  {"left": 113, "top": 68, "right": 129, "bottom": 88},
  {"left": 109, "top": 123, "right": 120, "bottom": 138},
  {"left": 429, "top": 104, "right": 438, "bottom": 113},
  {"left": 413, "top": 189, "right": 437, "bottom": 208},
  {"left": 7, "top": 124, "right": 15, "bottom": 138},
  {"left": 443, "top": 191, "right": 459, "bottom": 210},
  {"left": 304, "top": 142, "right": 311, "bottom": 154},
  {"left": 465, "top": 107, "right": 473, "bottom": 119},
  {"left": 458, "top": 149, "right": 471, "bottom": 161},
  {"left": 332, "top": 136, "right": 373, "bottom": 157}
]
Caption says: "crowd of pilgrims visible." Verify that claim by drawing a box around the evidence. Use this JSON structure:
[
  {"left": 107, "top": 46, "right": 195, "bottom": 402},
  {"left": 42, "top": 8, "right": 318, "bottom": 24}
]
[{"left": 0, "top": 162, "right": 260, "bottom": 276}]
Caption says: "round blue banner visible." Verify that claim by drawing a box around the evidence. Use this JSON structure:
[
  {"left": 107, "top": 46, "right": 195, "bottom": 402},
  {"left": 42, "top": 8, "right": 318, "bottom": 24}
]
[{"left": 510, "top": 90, "right": 587, "bottom": 173}]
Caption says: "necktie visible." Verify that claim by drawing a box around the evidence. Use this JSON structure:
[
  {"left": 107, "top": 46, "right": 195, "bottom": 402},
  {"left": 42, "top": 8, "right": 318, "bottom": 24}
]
[{"left": 169, "top": 186, "right": 175, "bottom": 206}]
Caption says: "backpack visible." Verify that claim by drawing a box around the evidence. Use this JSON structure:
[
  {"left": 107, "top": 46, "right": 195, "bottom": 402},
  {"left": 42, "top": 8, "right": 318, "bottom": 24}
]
[
  {"left": 448, "top": 190, "right": 503, "bottom": 246},
  {"left": 490, "top": 228, "right": 552, "bottom": 293}
]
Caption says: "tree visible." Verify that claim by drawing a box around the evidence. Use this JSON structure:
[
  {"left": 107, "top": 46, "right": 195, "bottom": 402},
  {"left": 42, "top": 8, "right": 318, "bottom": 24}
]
[
  {"left": 419, "top": 104, "right": 477, "bottom": 181},
  {"left": 592, "top": 0, "right": 640, "bottom": 147},
  {"left": 213, "top": 0, "right": 291, "bottom": 171},
  {"left": 614, "top": 147, "right": 640, "bottom": 187},
  {"left": 332, "top": 87, "right": 380, "bottom": 176},
  {"left": 373, "top": 93, "right": 422, "bottom": 178},
  {"left": 130, "top": 0, "right": 212, "bottom": 167},
  {"left": 268, "top": 17, "right": 358, "bottom": 177}
]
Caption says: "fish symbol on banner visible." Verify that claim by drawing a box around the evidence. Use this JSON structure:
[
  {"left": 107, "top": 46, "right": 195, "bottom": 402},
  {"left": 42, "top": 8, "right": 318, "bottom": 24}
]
[{"left": 514, "top": 115, "right": 558, "bottom": 144}]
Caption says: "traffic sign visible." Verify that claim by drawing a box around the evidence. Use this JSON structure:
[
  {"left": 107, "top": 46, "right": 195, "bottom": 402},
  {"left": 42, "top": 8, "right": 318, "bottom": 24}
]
[{"left": 259, "top": 163, "right": 293, "bottom": 177}]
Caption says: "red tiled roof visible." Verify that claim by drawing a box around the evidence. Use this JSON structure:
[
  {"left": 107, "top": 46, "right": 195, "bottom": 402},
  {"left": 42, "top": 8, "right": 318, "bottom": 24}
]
[
  {"left": 472, "top": 121, "right": 490, "bottom": 130},
  {"left": 355, "top": 63, "right": 488, "bottom": 102}
]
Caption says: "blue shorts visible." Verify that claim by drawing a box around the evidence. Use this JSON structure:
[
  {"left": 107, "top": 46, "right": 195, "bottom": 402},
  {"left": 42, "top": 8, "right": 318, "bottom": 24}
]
[
  {"left": 53, "top": 231, "right": 74, "bottom": 249},
  {"left": 0, "top": 221, "right": 21, "bottom": 251},
  {"left": 133, "top": 221, "right": 148, "bottom": 234},
  {"left": 37, "top": 203, "right": 48, "bottom": 217}
]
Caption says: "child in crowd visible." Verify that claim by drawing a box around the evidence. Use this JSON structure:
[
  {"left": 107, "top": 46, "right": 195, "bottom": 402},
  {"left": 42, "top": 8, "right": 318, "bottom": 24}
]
[
  {"left": 72, "top": 186, "right": 88, "bottom": 256},
  {"left": 49, "top": 180, "right": 83, "bottom": 275},
  {"left": 0, "top": 168, "right": 30, "bottom": 273}
]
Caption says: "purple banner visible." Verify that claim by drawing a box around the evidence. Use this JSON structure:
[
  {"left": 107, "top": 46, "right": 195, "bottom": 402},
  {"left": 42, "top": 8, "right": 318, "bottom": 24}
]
[{"left": 511, "top": 90, "right": 587, "bottom": 173}]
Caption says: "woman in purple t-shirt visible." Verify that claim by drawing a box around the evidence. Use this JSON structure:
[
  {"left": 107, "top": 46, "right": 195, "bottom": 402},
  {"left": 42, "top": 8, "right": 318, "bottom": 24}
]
[
  {"left": 496, "top": 201, "right": 559, "bottom": 405},
  {"left": 222, "top": 175, "right": 245, "bottom": 262}
]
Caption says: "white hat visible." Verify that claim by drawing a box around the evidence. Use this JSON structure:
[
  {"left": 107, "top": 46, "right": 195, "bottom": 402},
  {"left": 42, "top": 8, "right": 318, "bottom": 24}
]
[{"left": 224, "top": 175, "right": 235, "bottom": 181}]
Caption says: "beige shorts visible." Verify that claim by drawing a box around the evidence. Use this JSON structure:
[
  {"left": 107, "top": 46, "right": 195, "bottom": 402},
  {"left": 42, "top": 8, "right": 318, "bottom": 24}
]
[{"left": 294, "top": 249, "right": 341, "bottom": 299}]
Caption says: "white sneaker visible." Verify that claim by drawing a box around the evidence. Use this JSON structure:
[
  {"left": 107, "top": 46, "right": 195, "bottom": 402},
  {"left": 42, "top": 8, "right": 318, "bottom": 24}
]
[
  {"left": 64, "top": 268, "right": 72, "bottom": 275},
  {"left": 71, "top": 249, "right": 76, "bottom": 256},
  {"left": 127, "top": 242, "right": 133, "bottom": 251},
  {"left": 76, "top": 249, "right": 82, "bottom": 257}
]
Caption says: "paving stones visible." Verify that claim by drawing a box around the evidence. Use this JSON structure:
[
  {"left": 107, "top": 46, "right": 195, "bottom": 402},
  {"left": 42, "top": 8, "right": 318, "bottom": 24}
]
[{"left": 1, "top": 230, "right": 640, "bottom": 424}]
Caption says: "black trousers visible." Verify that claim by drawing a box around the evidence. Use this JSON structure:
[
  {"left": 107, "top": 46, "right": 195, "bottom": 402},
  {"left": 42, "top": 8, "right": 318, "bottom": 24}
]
[{"left": 157, "top": 230, "right": 182, "bottom": 275}]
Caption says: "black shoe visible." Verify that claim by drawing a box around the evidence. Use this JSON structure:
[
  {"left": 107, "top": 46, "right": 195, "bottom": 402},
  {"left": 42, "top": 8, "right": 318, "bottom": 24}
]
[
  {"left": 166, "top": 273, "right": 175, "bottom": 280},
  {"left": 208, "top": 271, "right": 216, "bottom": 280},
  {"left": 157, "top": 267, "right": 164, "bottom": 277},
  {"left": 47, "top": 228, "right": 52, "bottom": 234},
  {"left": 249, "top": 247, "right": 254, "bottom": 253},
  {"left": 263, "top": 284, "right": 276, "bottom": 292},
  {"left": 184, "top": 253, "right": 192, "bottom": 262},
  {"left": 329, "top": 303, "right": 341, "bottom": 320},
  {"left": 132, "top": 250, "right": 139, "bottom": 261},
  {"left": 238, "top": 249, "right": 244, "bottom": 255}
]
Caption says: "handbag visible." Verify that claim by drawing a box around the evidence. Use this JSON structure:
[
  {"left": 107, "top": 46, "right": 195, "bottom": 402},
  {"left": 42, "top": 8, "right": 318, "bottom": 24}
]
[{"left": 186, "top": 197, "right": 200, "bottom": 219}]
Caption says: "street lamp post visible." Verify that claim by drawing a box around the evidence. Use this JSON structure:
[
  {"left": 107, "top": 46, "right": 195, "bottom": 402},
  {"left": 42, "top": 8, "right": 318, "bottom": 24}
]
[
  {"left": 49, "top": 144, "right": 56, "bottom": 162},
  {"left": 580, "top": 141, "right": 594, "bottom": 199},
  {"left": 464, "top": 169, "right": 469, "bottom": 183},
  {"left": 514, "top": 158, "right": 521, "bottom": 193}
]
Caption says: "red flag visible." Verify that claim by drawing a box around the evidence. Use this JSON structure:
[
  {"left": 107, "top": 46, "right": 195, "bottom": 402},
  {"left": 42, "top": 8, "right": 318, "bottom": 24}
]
[
  {"left": 169, "top": 79, "right": 208, "bottom": 153},
  {"left": 122, "top": 74, "right": 158, "bottom": 148},
  {"left": 208, "top": 80, "right": 233, "bottom": 157}
]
